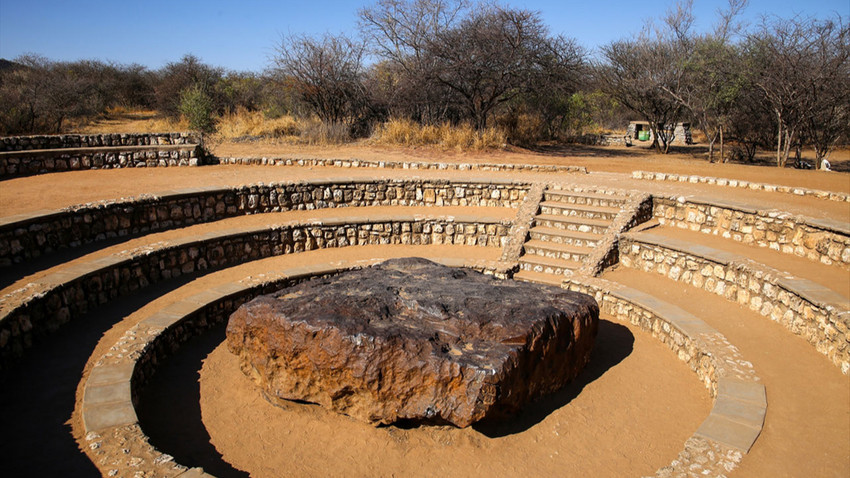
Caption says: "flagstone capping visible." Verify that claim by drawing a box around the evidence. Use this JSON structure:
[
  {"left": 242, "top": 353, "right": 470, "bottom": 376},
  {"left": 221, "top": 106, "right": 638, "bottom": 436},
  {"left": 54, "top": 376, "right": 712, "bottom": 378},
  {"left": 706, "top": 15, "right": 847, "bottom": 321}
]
[
  {"left": 620, "top": 231, "right": 850, "bottom": 374},
  {"left": 0, "top": 178, "right": 532, "bottom": 266},
  {"left": 632, "top": 170, "right": 850, "bottom": 203},
  {"left": 80, "top": 256, "right": 503, "bottom": 477}
]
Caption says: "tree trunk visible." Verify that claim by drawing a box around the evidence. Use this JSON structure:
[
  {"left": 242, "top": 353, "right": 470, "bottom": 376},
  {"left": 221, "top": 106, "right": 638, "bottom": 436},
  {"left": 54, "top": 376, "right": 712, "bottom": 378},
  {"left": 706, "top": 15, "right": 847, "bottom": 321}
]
[
  {"left": 780, "top": 129, "right": 793, "bottom": 168},
  {"left": 719, "top": 125, "right": 725, "bottom": 163},
  {"left": 775, "top": 111, "right": 783, "bottom": 167}
]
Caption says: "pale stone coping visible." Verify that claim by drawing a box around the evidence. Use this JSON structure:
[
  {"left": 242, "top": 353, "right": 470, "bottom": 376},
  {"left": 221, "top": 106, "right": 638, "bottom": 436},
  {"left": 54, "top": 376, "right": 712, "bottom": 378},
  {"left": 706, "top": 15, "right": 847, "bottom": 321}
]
[
  {"left": 81, "top": 255, "right": 505, "bottom": 477},
  {"left": 651, "top": 196, "right": 850, "bottom": 269},
  {"left": 81, "top": 256, "right": 759, "bottom": 478},
  {"left": 500, "top": 183, "right": 545, "bottom": 263},
  {"left": 0, "top": 178, "right": 531, "bottom": 268},
  {"left": 219, "top": 155, "right": 589, "bottom": 174},
  {"left": 1, "top": 211, "right": 511, "bottom": 309},
  {"left": 621, "top": 230, "right": 850, "bottom": 374},
  {"left": 562, "top": 277, "right": 765, "bottom": 476},
  {"left": 0, "top": 144, "right": 200, "bottom": 157},
  {"left": 632, "top": 170, "right": 850, "bottom": 203},
  {"left": 0, "top": 132, "right": 199, "bottom": 146}
]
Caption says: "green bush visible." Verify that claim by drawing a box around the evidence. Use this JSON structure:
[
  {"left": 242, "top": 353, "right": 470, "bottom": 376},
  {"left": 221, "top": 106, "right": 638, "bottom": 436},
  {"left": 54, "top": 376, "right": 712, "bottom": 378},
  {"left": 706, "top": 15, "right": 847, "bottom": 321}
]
[{"left": 179, "top": 85, "right": 216, "bottom": 134}]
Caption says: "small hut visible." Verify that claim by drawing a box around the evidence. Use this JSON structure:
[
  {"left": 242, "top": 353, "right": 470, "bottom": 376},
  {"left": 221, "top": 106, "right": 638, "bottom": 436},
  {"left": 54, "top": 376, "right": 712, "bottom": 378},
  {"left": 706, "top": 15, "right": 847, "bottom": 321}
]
[{"left": 627, "top": 121, "right": 692, "bottom": 145}]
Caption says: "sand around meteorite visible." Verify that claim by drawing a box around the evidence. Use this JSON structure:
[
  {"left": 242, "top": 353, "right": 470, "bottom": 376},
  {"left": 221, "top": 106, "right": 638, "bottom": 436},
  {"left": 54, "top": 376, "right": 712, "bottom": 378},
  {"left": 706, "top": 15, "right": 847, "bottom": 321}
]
[{"left": 226, "top": 257, "right": 599, "bottom": 427}]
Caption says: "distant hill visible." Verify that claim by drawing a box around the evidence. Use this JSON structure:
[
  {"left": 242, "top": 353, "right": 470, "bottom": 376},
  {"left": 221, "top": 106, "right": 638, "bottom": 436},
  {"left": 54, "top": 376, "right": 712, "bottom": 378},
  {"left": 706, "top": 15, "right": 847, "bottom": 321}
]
[{"left": 0, "top": 58, "right": 23, "bottom": 73}]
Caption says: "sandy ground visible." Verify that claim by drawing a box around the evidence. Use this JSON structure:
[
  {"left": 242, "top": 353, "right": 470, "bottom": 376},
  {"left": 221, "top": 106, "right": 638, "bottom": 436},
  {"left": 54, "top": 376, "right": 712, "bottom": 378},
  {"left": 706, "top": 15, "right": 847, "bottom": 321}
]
[
  {"left": 68, "top": 244, "right": 706, "bottom": 477},
  {"left": 640, "top": 225, "right": 850, "bottom": 296},
  {"left": 214, "top": 142, "right": 850, "bottom": 192},
  {"left": 0, "top": 206, "right": 513, "bottom": 297},
  {"left": 197, "top": 312, "right": 709, "bottom": 478},
  {"left": 1, "top": 144, "right": 848, "bottom": 477},
  {"left": 1, "top": 164, "right": 847, "bottom": 223},
  {"left": 603, "top": 267, "right": 850, "bottom": 477}
]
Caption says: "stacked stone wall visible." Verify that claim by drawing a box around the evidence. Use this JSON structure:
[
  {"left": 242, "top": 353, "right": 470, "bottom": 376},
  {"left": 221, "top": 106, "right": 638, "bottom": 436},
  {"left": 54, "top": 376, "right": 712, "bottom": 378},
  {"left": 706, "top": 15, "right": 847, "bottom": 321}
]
[
  {"left": 653, "top": 196, "right": 850, "bottom": 268},
  {"left": 0, "top": 133, "right": 201, "bottom": 151},
  {"left": 0, "top": 133, "right": 203, "bottom": 179},
  {"left": 0, "top": 179, "right": 529, "bottom": 266},
  {"left": 0, "top": 217, "right": 511, "bottom": 369},
  {"left": 619, "top": 234, "right": 850, "bottom": 374},
  {"left": 218, "top": 156, "right": 587, "bottom": 174},
  {"left": 82, "top": 257, "right": 506, "bottom": 477}
]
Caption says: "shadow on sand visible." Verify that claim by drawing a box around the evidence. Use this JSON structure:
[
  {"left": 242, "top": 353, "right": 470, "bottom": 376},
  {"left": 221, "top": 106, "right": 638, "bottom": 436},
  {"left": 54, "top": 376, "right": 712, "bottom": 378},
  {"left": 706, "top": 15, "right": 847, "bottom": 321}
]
[
  {"left": 0, "top": 274, "right": 198, "bottom": 477},
  {"left": 137, "top": 323, "right": 249, "bottom": 478},
  {"left": 474, "top": 319, "right": 634, "bottom": 438},
  {"left": 136, "top": 318, "right": 634, "bottom": 473}
]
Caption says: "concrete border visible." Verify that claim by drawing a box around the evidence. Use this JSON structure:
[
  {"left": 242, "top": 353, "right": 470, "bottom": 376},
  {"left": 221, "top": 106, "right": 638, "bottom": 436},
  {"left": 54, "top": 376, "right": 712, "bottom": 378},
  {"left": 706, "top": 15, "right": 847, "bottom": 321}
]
[
  {"left": 217, "top": 155, "right": 588, "bottom": 174},
  {"left": 652, "top": 195, "right": 850, "bottom": 268},
  {"left": 0, "top": 132, "right": 204, "bottom": 179},
  {"left": 81, "top": 255, "right": 502, "bottom": 477},
  {"left": 79, "top": 262, "right": 764, "bottom": 477}
]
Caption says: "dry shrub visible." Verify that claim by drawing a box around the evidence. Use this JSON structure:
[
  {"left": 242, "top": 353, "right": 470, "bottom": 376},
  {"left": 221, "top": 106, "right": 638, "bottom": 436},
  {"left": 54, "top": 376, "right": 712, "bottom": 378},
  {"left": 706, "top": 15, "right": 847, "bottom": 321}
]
[
  {"left": 215, "top": 108, "right": 300, "bottom": 140},
  {"left": 497, "top": 113, "right": 545, "bottom": 146},
  {"left": 372, "top": 118, "right": 506, "bottom": 151},
  {"left": 298, "top": 118, "right": 352, "bottom": 145}
]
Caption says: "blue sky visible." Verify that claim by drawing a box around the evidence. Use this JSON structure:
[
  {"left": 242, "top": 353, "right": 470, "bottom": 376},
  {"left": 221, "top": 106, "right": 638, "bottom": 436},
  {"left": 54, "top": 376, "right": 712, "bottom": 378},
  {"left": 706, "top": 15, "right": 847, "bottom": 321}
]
[{"left": 0, "top": 0, "right": 846, "bottom": 71}]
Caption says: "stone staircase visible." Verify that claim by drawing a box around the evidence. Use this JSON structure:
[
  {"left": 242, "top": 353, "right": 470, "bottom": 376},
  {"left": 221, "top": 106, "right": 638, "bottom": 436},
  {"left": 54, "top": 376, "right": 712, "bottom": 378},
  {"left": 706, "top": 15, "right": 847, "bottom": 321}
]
[{"left": 514, "top": 188, "right": 629, "bottom": 285}]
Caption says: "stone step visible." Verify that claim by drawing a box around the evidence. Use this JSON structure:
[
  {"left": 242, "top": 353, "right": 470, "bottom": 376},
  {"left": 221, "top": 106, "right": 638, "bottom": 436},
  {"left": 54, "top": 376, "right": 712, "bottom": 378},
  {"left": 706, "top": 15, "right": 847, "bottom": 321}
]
[
  {"left": 539, "top": 201, "right": 621, "bottom": 221},
  {"left": 543, "top": 189, "right": 628, "bottom": 208},
  {"left": 528, "top": 226, "right": 604, "bottom": 247},
  {"left": 518, "top": 254, "right": 582, "bottom": 276},
  {"left": 533, "top": 214, "right": 612, "bottom": 235},
  {"left": 523, "top": 240, "right": 592, "bottom": 262},
  {"left": 513, "top": 269, "right": 565, "bottom": 287}
]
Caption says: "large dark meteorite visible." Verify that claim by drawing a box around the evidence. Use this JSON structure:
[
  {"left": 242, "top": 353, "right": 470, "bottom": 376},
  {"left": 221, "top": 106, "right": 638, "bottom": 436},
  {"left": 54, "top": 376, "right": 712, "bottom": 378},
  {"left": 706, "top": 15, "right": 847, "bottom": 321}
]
[{"left": 226, "top": 258, "right": 599, "bottom": 427}]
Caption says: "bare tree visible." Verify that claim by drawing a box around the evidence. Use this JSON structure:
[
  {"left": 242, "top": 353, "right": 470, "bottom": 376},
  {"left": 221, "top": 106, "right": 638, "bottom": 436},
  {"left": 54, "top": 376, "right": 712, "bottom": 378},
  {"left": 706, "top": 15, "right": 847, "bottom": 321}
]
[
  {"left": 800, "top": 19, "right": 850, "bottom": 166},
  {"left": 154, "top": 54, "right": 223, "bottom": 118},
  {"left": 744, "top": 15, "right": 849, "bottom": 167},
  {"left": 273, "top": 33, "right": 368, "bottom": 128},
  {"left": 597, "top": 37, "right": 685, "bottom": 153},
  {"left": 424, "top": 6, "right": 582, "bottom": 130},
  {"left": 660, "top": 1, "right": 750, "bottom": 162},
  {"left": 359, "top": 0, "right": 469, "bottom": 123}
]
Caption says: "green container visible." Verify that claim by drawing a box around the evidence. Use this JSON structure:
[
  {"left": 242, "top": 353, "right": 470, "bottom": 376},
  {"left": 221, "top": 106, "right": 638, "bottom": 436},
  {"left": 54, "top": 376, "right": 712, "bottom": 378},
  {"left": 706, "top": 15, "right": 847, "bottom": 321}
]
[{"left": 638, "top": 130, "right": 650, "bottom": 141}]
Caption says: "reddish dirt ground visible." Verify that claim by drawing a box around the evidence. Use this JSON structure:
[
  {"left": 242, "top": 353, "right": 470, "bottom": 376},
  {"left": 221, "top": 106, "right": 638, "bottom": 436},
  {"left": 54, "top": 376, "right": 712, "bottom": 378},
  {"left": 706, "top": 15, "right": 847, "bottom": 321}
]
[{"left": 1, "top": 142, "right": 848, "bottom": 477}]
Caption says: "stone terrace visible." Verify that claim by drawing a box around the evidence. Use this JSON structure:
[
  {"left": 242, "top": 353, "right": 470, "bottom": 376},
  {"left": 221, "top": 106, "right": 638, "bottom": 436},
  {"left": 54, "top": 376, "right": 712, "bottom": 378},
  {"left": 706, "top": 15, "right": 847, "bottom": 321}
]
[{"left": 0, "top": 145, "right": 847, "bottom": 478}]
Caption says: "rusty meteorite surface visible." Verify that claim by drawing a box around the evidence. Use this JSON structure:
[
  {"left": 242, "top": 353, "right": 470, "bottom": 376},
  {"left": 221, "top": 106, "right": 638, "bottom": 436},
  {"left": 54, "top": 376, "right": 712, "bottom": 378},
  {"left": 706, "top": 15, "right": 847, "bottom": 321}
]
[{"left": 226, "top": 257, "right": 599, "bottom": 427}]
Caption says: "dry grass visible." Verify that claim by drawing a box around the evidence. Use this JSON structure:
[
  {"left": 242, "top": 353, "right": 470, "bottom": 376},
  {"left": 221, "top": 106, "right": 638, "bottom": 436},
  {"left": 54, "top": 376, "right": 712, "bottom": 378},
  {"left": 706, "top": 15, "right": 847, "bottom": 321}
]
[
  {"left": 76, "top": 109, "right": 512, "bottom": 150},
  {"left": 214, "top": 108, "right": 300, "bottom": 140},
  {"left": 370, "top": 118, "right": 507, "bottom": 151}
]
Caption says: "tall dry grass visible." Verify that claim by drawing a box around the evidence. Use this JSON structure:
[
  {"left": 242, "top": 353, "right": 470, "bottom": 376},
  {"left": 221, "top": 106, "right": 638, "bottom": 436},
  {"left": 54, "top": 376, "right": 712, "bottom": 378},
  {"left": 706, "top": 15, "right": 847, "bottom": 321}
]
[
  {"left": 370, "top": 118, "right": 507, "bottom": 151},
  {"left": 214, "top": 108, "right": 300, "bottom": 140},
  {"left": 76, "top": 109, "right": 511, "bottom": 150}
]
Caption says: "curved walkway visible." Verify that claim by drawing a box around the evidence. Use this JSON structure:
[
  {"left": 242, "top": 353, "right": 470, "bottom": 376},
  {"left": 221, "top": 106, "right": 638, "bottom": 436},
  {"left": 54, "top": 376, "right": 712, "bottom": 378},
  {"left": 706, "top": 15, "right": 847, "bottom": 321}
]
[{"left": 602, "top": 267, "right": 849, "bottom": 476}]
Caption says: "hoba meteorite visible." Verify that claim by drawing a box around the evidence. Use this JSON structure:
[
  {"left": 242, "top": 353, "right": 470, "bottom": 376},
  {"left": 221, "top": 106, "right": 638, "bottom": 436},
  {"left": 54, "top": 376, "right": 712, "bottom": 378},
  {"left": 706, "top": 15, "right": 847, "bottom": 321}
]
[{"left": 226, "top": 257, "right": 599, "bottom": 427}]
